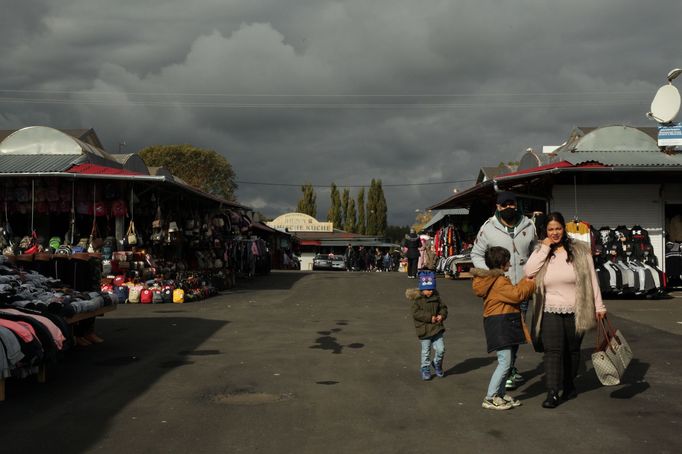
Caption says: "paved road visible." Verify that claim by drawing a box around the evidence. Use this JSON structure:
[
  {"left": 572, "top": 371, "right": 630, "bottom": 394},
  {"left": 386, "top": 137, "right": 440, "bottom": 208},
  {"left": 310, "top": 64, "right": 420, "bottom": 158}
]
[{"left": 1, "top": 271, "right": 680, "bottom": 453}]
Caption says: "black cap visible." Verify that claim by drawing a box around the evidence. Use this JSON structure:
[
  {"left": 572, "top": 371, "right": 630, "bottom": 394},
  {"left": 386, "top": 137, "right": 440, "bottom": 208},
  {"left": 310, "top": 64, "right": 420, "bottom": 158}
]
[{"left": 496, "top": 191, "right": 517, "bottom": 204}]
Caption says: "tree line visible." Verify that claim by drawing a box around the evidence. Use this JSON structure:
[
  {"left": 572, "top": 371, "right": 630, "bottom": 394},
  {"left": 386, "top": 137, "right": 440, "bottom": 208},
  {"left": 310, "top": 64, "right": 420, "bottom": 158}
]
[
  {"left": 137, "top": 145, "right": 396, "bottom": 238},
  {"left": 297, "top": 180, "right": 388, "bottom": 236}
]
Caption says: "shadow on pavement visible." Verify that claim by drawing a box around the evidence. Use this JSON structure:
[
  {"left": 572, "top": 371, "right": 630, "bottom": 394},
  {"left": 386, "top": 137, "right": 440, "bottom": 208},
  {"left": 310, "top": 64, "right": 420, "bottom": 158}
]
[
  {"left": 228, "top": 270, "right": 310, "bottom": 292},
  {"left": 515, "top": 345, "right": 652, "bottom": 401},
  {"left": 446, "top": 356, "right": 496, "bottom": 376},
  {"left": 0, "top": 316, "right": 227, "bottom": 454}
]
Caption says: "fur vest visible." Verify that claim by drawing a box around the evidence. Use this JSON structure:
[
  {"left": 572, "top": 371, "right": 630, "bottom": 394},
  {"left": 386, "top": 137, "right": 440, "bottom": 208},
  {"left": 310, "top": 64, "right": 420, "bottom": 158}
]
[{"left": 531, "top": 240, "right": 597, "bottom": 336}]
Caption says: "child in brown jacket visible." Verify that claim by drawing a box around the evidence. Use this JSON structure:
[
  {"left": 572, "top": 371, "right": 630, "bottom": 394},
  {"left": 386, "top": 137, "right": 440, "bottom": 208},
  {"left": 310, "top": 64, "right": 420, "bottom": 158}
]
[{"left": 471, "top": 246, "right": 535, "bottom": 410}]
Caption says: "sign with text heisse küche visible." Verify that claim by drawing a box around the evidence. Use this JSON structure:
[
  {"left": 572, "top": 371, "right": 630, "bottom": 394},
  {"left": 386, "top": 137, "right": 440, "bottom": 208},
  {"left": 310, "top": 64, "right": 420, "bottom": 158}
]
[{"left": 266, "top": 213, "right": 334, "bottom": 232}]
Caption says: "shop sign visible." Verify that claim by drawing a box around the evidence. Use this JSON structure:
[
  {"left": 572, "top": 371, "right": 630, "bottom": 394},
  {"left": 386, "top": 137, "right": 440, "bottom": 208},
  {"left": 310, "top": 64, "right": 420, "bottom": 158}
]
[
  {"left": 267, "top": 212, "right": 334, "bottom": 232},
  {"left": 658, "top": 124, "right": 682, "bottom": 146}
]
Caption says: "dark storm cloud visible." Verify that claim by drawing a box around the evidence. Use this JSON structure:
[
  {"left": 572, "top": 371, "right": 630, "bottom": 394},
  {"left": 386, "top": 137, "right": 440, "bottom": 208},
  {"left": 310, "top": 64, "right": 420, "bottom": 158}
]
[{"left": 1, "top": 0, "right": 681, "bottom": 225}]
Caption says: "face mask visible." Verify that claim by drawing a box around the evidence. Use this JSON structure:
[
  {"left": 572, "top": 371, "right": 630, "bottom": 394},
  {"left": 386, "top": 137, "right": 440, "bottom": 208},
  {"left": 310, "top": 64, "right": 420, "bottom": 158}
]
[{"left": 499, "top": 208, "right": 517, "bottom": 224}]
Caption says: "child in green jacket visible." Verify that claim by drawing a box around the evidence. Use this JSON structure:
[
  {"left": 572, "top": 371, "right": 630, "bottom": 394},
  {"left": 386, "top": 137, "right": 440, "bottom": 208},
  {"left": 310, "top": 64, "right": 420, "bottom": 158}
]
[{"left": 407, "top": 271, "right": 448, "bottom": 380}]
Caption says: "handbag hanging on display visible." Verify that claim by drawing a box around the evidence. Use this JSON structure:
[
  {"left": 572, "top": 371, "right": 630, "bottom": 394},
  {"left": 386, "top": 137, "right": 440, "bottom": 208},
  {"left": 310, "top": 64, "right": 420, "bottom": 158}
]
[
  {"left": 88, "top": 219, "right": 104, "bottom": 253},
  {"left": 591, "top": 316, "right": 633, "bottom": 386},
  {"left": 126, "top": 220, "right": 138, "bottom": 246}
]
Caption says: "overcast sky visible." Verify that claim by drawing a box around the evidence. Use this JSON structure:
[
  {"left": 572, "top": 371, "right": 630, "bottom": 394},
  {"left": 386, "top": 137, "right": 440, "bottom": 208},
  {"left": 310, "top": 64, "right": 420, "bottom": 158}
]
[{"left": 1, "top": 1, "right": 680, "bottom": 226}]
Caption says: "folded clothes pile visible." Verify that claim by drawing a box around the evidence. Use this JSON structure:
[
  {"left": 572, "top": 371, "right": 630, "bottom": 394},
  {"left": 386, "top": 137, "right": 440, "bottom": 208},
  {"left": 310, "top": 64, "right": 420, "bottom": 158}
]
[{"left": 0, "top": 255, "right": 116, "bottom": 317}]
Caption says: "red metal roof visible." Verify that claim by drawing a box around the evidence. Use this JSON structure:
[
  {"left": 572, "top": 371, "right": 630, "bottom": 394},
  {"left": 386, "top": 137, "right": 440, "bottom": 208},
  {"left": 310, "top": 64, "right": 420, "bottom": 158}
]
[
  {"left": 497, "top": 160, "right": 574, "bottom": 178},
  {"left": 498, "top": 160, "right": 606, "bottom": 179},
  {"left": 66, "top": 163, "right": 144, "bottom": 176}
]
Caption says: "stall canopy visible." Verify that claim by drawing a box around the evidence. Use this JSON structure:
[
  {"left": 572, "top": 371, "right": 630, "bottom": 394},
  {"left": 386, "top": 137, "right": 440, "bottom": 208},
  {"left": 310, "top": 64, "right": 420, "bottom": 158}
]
[
  {"left": 0, "top": 126, "right": 251, "bottom": 211},
  {"left": 420, "top": 208, "right": 469, "bottom": 232}
]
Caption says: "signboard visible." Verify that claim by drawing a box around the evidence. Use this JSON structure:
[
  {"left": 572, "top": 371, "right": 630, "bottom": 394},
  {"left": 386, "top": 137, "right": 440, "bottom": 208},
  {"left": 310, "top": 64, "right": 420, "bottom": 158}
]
[
  {"left": 266, "top": 213, "right": 334, "bottom": 232},
  {"left": 658, "top": 124, "right": 682, "bottom": 146}
]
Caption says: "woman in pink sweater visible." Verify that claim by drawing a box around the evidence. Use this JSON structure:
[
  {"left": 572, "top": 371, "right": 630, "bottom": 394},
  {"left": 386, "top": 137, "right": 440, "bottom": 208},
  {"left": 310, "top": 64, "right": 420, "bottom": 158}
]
[{"left": 524, "top": 212, "right": 607, "bottom": 409}]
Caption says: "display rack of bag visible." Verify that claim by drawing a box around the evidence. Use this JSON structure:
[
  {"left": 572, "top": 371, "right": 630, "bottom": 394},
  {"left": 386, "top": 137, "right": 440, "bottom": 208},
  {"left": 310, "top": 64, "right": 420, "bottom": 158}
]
[{"left": 665, "top": 241, "right": 682, "bottom": 287}]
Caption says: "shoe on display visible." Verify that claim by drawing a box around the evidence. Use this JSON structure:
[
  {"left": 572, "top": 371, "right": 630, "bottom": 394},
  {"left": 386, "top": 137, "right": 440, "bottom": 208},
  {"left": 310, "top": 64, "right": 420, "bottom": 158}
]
[{"left": 482, "top": 395, "right": 513, "bottom": 411}]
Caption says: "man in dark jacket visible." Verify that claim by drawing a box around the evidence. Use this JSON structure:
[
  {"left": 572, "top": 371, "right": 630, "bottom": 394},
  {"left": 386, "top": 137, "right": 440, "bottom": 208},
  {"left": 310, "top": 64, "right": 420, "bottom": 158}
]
[
  {"left": 403, "top": 229, "right": 421, "bottom": 278},
  {"left": 470, "top": 191, "right": 537, "bottom": 389}
]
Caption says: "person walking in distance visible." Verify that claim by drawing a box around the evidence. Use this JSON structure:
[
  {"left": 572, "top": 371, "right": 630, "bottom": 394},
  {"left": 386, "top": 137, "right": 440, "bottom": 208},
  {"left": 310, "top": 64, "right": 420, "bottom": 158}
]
[
  {"left": 470, "top": 191, "right": 537, "bottom": 390},
  {"left": 403, "top": 228, "right": 421, "bottom": 278},
  {"left": 344, "top": 243, "right": 353, "bottom": 271}
]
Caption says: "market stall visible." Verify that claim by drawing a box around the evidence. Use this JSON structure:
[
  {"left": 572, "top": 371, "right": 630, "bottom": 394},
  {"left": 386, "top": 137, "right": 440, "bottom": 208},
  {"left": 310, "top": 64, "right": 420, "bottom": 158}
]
[
  {"left": 0, "top": 125, "right": 269, "bottom": 400},
  {"left": 0, "top": 126, "right": 265, "bottom": 302}
]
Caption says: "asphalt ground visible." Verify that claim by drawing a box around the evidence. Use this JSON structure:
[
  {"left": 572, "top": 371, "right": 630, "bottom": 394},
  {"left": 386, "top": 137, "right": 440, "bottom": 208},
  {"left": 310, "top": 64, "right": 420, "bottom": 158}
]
[{"left": 1, "top": 270, "right": 681, "bottom": 454}]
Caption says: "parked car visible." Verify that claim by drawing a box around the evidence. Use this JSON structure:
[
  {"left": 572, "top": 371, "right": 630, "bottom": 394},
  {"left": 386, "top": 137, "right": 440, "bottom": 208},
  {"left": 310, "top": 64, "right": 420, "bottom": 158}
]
[{"left": 312, "top": 254, "right": 347, "bottom": 271}]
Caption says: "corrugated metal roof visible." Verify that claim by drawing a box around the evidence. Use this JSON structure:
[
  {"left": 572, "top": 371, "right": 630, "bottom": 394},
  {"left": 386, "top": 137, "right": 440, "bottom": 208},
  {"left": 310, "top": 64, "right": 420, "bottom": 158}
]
[
  {"left": 421, "top": 208, "right": 469, "bottom": 231},
  {"left": 574, "top": 125, "right": 659, "bottom": 152},
  {"left": 0, "top": 128, "right": 104, "bottom": 149},
  {"left": 560, "top": 150, "right": 682, "bottom": 167},
  {"left": 551, "top": 125, "right": 682, "bottom": 167},
  {"left": 110, "top": 153, "right": 149, "bottom": 175},
  {"left": 0, "top": 154, "right": 83, "bottom": 173},
  {"left": 477, "top": 165, "right": 515, "bottom": 183},
  {"left": 66, "top": 163, "right": 144, "bottom": 176}
]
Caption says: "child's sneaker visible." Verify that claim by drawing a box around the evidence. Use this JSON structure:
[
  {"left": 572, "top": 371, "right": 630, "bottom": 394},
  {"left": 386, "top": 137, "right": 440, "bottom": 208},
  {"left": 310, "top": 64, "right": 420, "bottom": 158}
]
[
  {"left": 510, "top": 367, "right": 524, "bottom": 383},
  {"left": 502, "top": 395, "right": 522, "bottom": 407},
  {"left": 505, "top": 368, "right": 524, "bottom": 389},
  {"left": 482, "top": 395, "right": 513, "bottom": 411},
  {"left": 421, "top": 367, "right": 431, "bottom": 381},
  {"left": 433, "top": 362, "right": 444, "bottom": 378}
]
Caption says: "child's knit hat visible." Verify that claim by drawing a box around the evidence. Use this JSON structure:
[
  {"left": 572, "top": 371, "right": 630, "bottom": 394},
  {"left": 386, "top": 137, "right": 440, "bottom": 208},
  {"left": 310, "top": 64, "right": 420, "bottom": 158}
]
[{"left": 418, "top": 271, "right": 436, "bottom": 291}]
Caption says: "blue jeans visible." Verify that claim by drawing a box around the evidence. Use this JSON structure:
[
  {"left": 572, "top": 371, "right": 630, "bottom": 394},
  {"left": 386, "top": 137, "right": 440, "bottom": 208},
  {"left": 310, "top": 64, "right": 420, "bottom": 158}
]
[
  {"left": 420, "top": 331, "right": 445, "bottom": 369},
  {"left": 486, "top": 345, "right": 518, "bottom": 398}
]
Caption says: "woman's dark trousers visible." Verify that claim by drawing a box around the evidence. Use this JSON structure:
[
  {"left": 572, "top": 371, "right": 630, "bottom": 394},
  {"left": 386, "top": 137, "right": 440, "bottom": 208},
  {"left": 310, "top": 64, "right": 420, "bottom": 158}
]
[
  {"left": 407, "top": 258, "right": 418, "bottom": 278},
  {"left": 541, "top": 312, "right": 584, "bottom": 392}
]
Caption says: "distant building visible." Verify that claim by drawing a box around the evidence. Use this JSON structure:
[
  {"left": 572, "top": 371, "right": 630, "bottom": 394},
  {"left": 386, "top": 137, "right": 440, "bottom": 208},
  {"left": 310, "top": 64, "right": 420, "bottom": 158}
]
[{"left": 267, "top": 212, "right": 397, "bottom": 270}]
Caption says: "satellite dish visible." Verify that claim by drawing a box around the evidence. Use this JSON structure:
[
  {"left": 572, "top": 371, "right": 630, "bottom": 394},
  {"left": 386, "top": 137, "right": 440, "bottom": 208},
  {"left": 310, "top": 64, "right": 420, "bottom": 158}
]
[
  {"left": 650, "top": 84, "right": 681, "bottom": 123},
  {"left": 667, "top": 68, "right": 682, "bottom": 82}
]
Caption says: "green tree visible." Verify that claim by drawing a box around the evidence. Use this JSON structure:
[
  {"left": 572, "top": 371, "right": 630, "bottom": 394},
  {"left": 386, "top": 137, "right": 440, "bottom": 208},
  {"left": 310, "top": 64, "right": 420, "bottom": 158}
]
[
  {"left": 297, "top": 184, "right": 317, "bottom": 217},
  {"left": 357, "top": 187, "right": 366, "bottom": 235},
  {"left": 252, "top": 212, "right": 272, "bottom": 223},
  {"left": 344, "top": 194, "right": 356, "bottom": 233},
  {"left": 412, "top": 211, "right": 433, "bottom": 233},
  {"left": 375, "top": 179, "right": 387, "bottom": 236},
  {"left": 385, "top": 225, "right": 410, "bottom": 243},
  {"left": 327, "top": 183, "right": 342, "bottom": 228},
  {"left": 139, "top": 144, "right": 237, "bottom": 201},
  {"left": 366, "top": 179, "right": 379, "bottom": 235},
  {"left": 341, "top": 189, "right": 349, "bottom": 230}
]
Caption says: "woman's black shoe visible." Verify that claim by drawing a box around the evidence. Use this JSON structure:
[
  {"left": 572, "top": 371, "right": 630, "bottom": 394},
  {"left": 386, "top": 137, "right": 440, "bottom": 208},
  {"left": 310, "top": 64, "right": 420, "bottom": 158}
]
[
  {"left": 542, "top": 390, "right": 560, "bottom": 408},
  {"left": 561, "top": 388, "right": 577, "bottom": 401}
]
